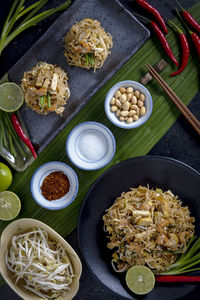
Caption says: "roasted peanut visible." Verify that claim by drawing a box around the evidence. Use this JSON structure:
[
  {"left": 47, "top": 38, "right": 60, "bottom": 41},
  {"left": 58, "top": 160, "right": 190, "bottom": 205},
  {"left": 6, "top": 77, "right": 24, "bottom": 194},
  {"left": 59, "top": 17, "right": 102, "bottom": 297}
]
[
  {"left": 122, "top": 101, "right": 130, "bottom": 111},
  {"left": 134, "top": 90, "right": 140, "bottom": 98},
  {"left": 129, "top": 110, "right": 137, "bottom": 116},
  {"left": 116, "top": 99, "right": 122, "bottom": 108},
  {"left": 111, "top": 105, "right": 118, "bottom": 112},
  {"left": 119, "top": 87, "right": 126, "bottom": 94},
  {"left": 110, "top": 97, "right": 116, "bottom": 105},
  {"left": 119, "top": 94, "right": 127, "bottom": 103},
  {"left": 115, "top": 90, "right": 121, "bottom": 99},
  {"left": 127, "top": 93, "right": 132, "bottom": 101},
  {"left": 137, "top": 100, "right": 144, "bottom": 108},
  {"left": 140, "top": 93, "right": 145, "bottom": 101},
  {"left": 131, "top": 96, "right": 137, "bottom": 105},
  {"left": 127, "top": 87, "right": 133, "bottom": 93},
  {"left": 116, "top": 109, "right": 121, "bottom": 117},
  {"left": 120, "top": 110, "right": 129, "bottom": 117},
  {"left": 110, "top": 86, "right": 146, "bottom": 123},
  {"left": 127, "top": 117, "right": 133, "bottom": 124},
  {"left": 140, "top": 106, "right": 146, "bottom": 116}
]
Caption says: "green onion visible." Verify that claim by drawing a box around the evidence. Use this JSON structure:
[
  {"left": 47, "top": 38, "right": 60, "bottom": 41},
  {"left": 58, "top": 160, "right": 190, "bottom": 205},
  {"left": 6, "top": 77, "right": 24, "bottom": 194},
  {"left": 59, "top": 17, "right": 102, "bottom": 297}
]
[
  {"left": 87, "top": 53, "right": 95, "bottom": 67},
  {"left": 85, "top": 53, "right": 95, "bottom": 68},
  {"left": 0, "top": 0, "right": 71, "bottom": 56},
  {"left": 17, "top": 0, "right": 49, "bottom": 25},
  {"left": 39, "top": 95, "right": 45, "bottom": 108},
  {"left": 0, "top": 114, "right": 8, "bottom": 148},
  {"left": 0, "top": 111, "right": 26, "bottom": 158},
  {"left": 160, "top": 236, "right": 200, "bottom": 275},
  {"left": 47, "top": 92, "right": 51, "bottom": 108}
]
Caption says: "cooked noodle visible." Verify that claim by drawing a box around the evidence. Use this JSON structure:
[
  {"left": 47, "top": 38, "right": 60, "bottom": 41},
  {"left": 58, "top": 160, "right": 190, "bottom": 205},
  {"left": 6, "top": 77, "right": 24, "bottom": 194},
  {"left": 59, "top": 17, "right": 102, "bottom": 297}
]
[
  {"left": 63, "top": 18, "right": 113, "bottom": 71},
  {"left": 21, "top": 62, "right": 70, "bottom": 115},
  {"left": 103, "top": 186, "right": 195, "bottom": 274}
]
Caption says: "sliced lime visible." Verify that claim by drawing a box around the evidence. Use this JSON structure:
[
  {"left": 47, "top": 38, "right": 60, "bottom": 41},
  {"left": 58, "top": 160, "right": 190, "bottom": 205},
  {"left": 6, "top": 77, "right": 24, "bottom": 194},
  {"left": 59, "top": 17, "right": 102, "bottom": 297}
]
[
  {"left": 0, "top": 191, "right": 21, "bottom": 221},
  {"left": 125, "top": 266, "right": 155, "bottom": 295},
  {"left": 0, "top": 82, "right": 24, "bottom": 112},
  {"left": 0, "top": 163, "right": 12, "bottom": 192}
]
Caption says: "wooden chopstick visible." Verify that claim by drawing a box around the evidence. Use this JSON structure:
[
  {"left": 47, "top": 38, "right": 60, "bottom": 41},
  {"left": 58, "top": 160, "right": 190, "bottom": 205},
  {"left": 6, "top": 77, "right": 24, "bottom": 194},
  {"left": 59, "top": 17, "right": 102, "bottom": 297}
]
[{"left": 146, "top": 63, "right": 200, "bottom": 135}]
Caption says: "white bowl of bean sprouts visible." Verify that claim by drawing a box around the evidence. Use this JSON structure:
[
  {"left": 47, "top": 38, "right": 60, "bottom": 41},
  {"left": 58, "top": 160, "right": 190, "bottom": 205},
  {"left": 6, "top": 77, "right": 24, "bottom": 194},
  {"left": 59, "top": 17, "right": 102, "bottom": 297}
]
[{"left": 0, "top": 218, "right": 82, "bottom": 300}]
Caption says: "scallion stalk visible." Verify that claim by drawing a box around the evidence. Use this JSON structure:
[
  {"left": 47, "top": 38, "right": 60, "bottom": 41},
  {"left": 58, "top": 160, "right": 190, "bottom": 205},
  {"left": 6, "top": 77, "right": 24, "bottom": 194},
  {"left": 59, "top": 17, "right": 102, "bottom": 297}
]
[
  {"left": 17, "top": 0, "right": 49, "bottom": 25},
  {"left": 0, "top": 111, "right": 26, "bottom": 158},
  {"left": 47, "top": 92, "right": 51, "bottom": 108},
  {"left": 88, "top": 53, "right": 95, "bottom": 67},
  {"left": 0, "top": 0, "right": 71, "bottom": 56},
  {"left": 0, "top": 112, "right": 8, "bottom": 148},
  {"left": 160, "top": 236, "right": 200, "bottom": 275},
  {"left": 39, "top": 95, "right": 45, "bottom": 107}
]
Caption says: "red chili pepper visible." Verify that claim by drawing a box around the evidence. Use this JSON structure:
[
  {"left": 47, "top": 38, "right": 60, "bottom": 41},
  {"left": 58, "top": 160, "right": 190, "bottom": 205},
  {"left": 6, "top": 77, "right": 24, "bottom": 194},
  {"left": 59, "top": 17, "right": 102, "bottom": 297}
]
[
  {"left": 133, "top": 13, "right": 179, "bottom": 67},
  {"left": 156, "top": 275, "right": 200, "bottom": 283},
  {"left": 11, "top": 114, "right": 37, "bottom": 159},
  {"left": 177, "top": 9, "right": 200, "bottom": 60},
  {"left": 136, "top": 0, "right": 168, "bottom": 34},
  {"left": 175, "top": 0, "right": 200, "bottom": 34},
  {"left": 166, "top": 19, "right": 189, "bottom": 76},
  {"left": 150, "top": 21, "right": 179, "bottom": 67},
  {"left": 190, "top": 31, "right": 200, "bottom": 59}
]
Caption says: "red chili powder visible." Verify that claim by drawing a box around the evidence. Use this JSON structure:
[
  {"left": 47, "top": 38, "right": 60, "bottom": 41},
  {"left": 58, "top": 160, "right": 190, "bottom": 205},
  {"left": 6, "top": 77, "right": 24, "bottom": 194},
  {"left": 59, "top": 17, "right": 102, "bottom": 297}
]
[{"left": 41, "top": 171, "right": 70, "bottom": 201}]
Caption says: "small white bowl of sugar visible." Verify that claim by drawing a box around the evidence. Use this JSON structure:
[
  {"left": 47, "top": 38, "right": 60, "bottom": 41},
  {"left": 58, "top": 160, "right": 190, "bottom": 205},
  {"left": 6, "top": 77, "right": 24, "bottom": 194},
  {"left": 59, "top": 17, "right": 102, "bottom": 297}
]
[{"left": 66, "top": 122, "right": 116, "bottom": 170}]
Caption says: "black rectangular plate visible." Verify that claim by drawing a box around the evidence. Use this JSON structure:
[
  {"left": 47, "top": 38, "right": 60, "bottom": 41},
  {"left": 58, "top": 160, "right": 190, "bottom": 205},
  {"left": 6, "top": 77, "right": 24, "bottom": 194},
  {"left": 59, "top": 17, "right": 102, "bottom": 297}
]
[{"left": 8, "top": 0, "right": 150, "bottom": 154}]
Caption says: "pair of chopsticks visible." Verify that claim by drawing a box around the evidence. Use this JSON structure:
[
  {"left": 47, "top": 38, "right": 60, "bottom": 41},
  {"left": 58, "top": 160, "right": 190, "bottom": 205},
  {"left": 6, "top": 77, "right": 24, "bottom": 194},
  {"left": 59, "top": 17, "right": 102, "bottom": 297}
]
[{"left": 146, "top": 63, "right": 200, "bottom": 135}]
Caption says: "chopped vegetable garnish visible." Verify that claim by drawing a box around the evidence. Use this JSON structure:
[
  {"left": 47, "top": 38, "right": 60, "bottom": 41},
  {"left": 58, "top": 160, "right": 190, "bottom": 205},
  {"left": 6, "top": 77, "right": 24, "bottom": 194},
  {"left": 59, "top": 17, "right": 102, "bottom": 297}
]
[
  {"left": 87, "top": 53, "right": 95, "bottom": 67},
  {"left": 47, "top": 92, "right": 51, "bottom": 108},
  {"left": 39, "top": 95, "right": 45, "bottom": 108}
]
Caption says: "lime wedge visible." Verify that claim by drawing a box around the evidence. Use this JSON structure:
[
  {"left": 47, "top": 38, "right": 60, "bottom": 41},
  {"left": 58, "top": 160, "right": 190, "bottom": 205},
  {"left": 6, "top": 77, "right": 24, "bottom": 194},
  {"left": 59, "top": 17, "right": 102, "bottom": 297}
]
[
  {"left": 0, "top": 82, "right": 24, "bottom": 112},
  {"left": 125, "top": 266, "right": 155, "bottom": 295},
  {"left": 0, "top": 191, "right": 21, "bottom": 221}
]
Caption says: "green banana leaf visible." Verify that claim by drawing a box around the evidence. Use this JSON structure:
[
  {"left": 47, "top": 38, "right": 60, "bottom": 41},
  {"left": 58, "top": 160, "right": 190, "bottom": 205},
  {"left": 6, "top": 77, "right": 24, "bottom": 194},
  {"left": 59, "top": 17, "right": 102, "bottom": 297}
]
[{"left": 0, "top": 1, "right": 200, "bottom": 288}]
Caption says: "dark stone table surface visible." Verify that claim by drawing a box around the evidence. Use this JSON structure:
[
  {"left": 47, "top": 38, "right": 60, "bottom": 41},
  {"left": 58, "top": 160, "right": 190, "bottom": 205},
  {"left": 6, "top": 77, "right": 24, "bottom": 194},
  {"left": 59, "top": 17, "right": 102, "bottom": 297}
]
[{"left": 0, "top": 0, "right": 199, "bottom": 299}]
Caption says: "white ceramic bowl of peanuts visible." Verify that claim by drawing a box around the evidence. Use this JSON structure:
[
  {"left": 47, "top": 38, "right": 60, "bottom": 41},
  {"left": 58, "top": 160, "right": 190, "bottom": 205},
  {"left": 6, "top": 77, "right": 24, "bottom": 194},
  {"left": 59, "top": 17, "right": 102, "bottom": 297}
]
[{"left": 105, "top": 80, "right": 153, "bottom": 129}]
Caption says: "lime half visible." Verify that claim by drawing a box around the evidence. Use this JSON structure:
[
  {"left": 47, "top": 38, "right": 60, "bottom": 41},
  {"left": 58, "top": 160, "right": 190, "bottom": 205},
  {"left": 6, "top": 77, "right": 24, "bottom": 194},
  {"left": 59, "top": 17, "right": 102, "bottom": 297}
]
[
  {"left": 125, "top": 266, "right": 155, "bottom": 295},
  {"left": 0, "top": 191, "right": 21, "bottom": 221},
  {"left": 0, "top": 82, "right": 24, "bottom": 112}
]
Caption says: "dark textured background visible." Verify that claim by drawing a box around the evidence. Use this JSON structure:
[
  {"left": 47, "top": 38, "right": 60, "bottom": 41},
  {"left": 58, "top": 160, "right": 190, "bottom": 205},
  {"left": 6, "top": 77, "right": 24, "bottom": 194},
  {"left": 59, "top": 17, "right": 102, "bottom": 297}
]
[{"left": 0, "top": 0, "right": 200, "bottom": 299}]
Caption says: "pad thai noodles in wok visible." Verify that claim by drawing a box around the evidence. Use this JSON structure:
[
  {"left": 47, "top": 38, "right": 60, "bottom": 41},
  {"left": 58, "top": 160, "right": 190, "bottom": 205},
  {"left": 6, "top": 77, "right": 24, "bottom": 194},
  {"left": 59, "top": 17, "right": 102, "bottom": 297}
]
[
  {"left": 64, "top": 18, "right": 113, "bottom": 71},
  {"left": 21, "top": 62, "right": 70, "bottom": 115},
  {"left": 103, "top": 185, "right": 195, "bottom": 274}
]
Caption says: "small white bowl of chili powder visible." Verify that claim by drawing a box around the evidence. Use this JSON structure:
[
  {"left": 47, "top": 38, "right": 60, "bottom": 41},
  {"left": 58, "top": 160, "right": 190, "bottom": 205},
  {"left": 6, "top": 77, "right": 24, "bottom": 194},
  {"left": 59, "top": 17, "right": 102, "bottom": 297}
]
[{"left": 31, "top": 161, "right": 79, "bottom": 210}]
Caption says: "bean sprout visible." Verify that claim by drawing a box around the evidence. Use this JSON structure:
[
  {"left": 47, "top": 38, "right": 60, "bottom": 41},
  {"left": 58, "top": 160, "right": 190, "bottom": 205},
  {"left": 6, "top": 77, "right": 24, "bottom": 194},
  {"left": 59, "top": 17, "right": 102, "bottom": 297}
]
[{"left": 5, "top": 228, "right": 74, "bottom": 299}]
